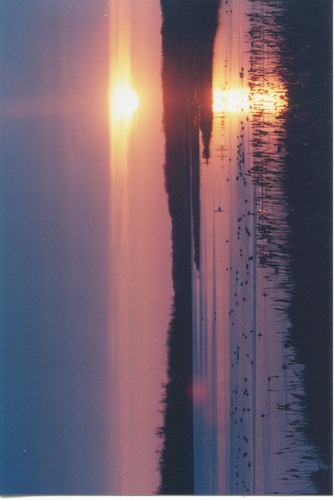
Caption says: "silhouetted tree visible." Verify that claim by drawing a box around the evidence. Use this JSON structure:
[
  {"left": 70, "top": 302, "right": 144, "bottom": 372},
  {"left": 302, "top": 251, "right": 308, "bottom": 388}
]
[{"left": 157, "top": 0, "right": 221, "bottom": 494}]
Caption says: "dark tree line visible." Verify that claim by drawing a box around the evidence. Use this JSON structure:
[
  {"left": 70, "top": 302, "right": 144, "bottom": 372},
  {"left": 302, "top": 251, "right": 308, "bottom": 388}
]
[{"left": 156, "top": 0, "right": 221, "bottom": 494}]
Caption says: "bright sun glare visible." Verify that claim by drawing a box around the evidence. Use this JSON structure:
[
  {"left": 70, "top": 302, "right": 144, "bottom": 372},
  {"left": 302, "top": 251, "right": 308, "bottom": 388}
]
[
  {"left": 111, "top": 83, "right": 139, "bottom": 120},
  {"left": 213, "top": 87, "right": 286, "bottom": 114}
]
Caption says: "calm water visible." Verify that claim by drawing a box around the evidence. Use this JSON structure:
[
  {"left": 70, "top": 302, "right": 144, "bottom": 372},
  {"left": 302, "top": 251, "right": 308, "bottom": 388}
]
[{"left": 192, "top": 0, "right": 324, "bottom": 494}]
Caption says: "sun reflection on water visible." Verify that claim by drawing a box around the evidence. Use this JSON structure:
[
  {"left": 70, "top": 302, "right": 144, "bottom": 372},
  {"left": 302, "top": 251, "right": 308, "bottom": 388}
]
[{"left": 213, "top": 86, "right": 287, "bottom": 114}]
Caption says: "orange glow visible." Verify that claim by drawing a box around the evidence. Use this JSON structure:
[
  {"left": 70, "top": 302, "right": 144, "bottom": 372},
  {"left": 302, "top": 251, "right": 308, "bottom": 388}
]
[
  {"left": 213, "top": 87, "right": 287, "bottom": 114},
  {"left": 108, "top": 0, "right": 138, "bottom": 178}
]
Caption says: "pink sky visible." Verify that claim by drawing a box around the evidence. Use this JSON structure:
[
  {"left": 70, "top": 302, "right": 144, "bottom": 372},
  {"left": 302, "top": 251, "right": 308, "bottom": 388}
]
[{"left": 107, "top": 0, "right": 173, "bottom": 494}]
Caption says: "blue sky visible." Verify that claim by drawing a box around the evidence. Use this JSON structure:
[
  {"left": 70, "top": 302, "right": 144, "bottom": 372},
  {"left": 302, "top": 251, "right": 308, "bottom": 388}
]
[{"left": 0, "top": 1, "right": 114, "bottom": 493}]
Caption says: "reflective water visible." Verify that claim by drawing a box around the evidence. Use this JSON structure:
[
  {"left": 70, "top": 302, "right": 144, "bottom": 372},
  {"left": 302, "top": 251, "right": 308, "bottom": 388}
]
[{"left": 192, "top": 0, "right": 324, "bottom": 494}]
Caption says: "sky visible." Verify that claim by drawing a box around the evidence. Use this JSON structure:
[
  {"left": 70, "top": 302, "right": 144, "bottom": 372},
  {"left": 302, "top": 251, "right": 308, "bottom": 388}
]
[
  {"left": 0, "top": 0, "right": 172, "bottom": 494},
  {"left": 108, "top": 0, "right": 172, "bottom": 493}
]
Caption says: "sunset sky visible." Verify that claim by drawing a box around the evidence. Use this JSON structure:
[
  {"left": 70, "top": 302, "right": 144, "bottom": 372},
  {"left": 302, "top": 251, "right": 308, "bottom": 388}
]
[
  {"left": 0, "top": 0, "right": 172, "bottom": 494},
  {"left": 108, "top": 0, "right": 172, "bottom": 493}
]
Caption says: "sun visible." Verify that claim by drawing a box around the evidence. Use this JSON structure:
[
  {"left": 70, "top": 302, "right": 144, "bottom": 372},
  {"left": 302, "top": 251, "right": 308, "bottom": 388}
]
[{"left": 110, "top": 83, "right": 139, "bottom": 120}]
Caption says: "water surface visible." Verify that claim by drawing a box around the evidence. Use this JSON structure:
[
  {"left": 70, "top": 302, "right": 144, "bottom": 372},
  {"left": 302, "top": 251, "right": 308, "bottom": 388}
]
[{"left": 192, "top": 0, "right": 330, "bottom": 493}]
